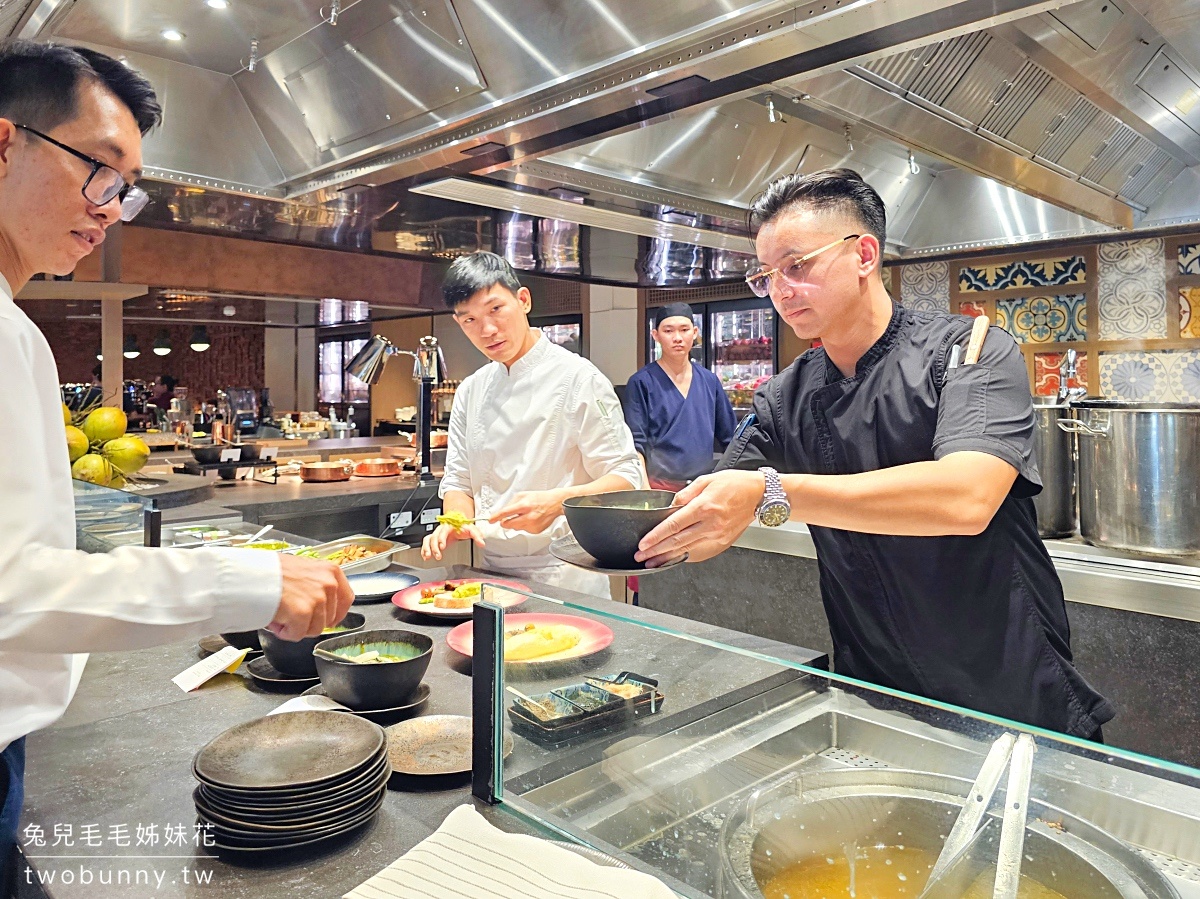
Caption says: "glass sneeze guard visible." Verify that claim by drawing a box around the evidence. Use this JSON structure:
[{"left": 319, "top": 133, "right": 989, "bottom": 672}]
[
  {"left": 73, "top": 479, "right": 157, "bottom": 552},
  {"left": 471, "top": 585, "right": 1200, "bottom": 899}
]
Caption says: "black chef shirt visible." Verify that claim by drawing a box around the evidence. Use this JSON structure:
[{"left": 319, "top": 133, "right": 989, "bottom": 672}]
[{"left": 719, "top": 303, "right": 1113, "bottom": 738}]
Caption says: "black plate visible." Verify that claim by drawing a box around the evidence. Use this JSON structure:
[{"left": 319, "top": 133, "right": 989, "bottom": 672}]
[
  {"left": 301, "top": 682, "right": 430, "bottom": 722},
  {"left": 195, "top": 767, "right": 389, "bottom": 823},
  {"left": 196, "top": 749, "right": 388, "bottom": 803},
  {"left": 194, "top": 782, "right": 386, "bottom": 832},
  {"left": 200, "top": 790, "right": 386, "bottom": 849},
  {"left": 243, "top": 655, "right": 320, "bottom": 690},
  {"left": 193, "top": 710, "right": 384, "bottom": 790},
  {"left": 549, "top": 535, "right": 687, "bottom": 576},
  {"left": 200, "top": 634, "right": 262, "bottom": 659},
  {"left": 204, "top": 813, "right": 378, "bottom": 855}
]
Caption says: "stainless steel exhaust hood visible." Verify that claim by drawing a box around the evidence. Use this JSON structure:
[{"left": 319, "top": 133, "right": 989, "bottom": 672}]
[{"left": 11, "top": 0, "right": 1200, "bottom": 260}]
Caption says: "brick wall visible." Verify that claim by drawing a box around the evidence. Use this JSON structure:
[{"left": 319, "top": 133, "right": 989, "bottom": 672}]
[{"left": 32, "top": 317, "right": 265, "bottom": 404}]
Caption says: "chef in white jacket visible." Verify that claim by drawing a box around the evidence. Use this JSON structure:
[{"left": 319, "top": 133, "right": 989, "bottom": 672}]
[
  {"left": 0, "top": 41, "right": 353, "bottom": 881},
  {"left": 422, "top": 252, "right": 643, "bottom": 598}
]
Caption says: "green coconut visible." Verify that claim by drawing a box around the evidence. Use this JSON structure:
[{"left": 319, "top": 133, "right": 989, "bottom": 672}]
[
  {"left": 102, "top": 435, "right": 150, "bottom": 475},
  {"left": 72, "top": 453, "right": 113, "bottom": 486},
  {"left": 62, "top": 402, "right": 72, "bottom": 426},
  {"left": 81, "top": 406, "right": 126, "bottom": 445},
  {"left": 65, "top": 425, "right": 89, "bottom": 463}
]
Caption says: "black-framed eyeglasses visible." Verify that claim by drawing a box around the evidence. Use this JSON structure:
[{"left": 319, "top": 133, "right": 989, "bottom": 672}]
[
  {"left": 15, "top": 124, "right": 150, "bottom": 222},
  {"left": 745, "top": 234, "right": 861, "bottom": 298}
]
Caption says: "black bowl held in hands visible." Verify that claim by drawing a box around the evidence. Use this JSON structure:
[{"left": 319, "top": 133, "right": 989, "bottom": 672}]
[
  {"left": 314, "top": 629, "right": 433, "bottom": 711},
  {"left": 257, "top": 612, "right": 366, "bottom": 677},
  {"left": 562, "top": 489, "right": 677, "bottom": 569}
]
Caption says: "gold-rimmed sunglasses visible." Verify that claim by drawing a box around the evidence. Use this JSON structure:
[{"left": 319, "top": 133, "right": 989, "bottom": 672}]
[{"left": 745, "top": 234, "right": 860, "bottom": 298}]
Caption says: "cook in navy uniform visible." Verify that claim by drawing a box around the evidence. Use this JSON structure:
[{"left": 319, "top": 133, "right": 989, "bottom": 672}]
[{"left": 636, "top": 169, "right": 1113, "bottom": 740}]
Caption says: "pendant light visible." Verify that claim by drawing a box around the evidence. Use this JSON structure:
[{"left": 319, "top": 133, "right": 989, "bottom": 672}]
[
  {"left": 153, "top": 329, "right": 172, "bottom": 356},
  {"left": 123, "top": 335, "right": 140, "bottom": 359},
  {"left": 189, "top": 326, "right": 211, "bottom": 352}
]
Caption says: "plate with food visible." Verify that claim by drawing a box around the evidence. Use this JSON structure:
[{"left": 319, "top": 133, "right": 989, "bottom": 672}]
[
  {"left": 291, "top": 535, "right": 401, "bottom": 575},
  {"left": 392, "top": 578, "right": 530, "bottom": 619},
  {"left": 445, "top": 613, "right": 613, "bottom": 664}
]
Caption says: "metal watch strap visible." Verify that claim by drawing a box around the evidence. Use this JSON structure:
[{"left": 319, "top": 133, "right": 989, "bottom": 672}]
[{"left": 758, "top": 466, "right": 785, "bottom": 510}]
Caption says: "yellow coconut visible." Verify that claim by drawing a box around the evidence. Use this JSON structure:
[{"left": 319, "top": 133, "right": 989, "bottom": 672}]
[{"left": 65, "top": 425, "right": 90, "bottom": 463}]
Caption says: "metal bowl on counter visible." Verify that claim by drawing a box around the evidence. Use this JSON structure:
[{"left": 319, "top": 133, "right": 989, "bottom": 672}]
[
  {"left": 354, "top": 457, "right": 401, "bottom": 477},
  {"left": 1060, "top": 401, "right": 1200, "bottom": 556},
  {"left": 191, "top": 445, "right": 240, "bottom": 466},
  {"left": 718, "top": 768, "right": 1176, "bottom": 899},
  {"left": 296, "top": 460, "right": 355, "bottom": 482}
]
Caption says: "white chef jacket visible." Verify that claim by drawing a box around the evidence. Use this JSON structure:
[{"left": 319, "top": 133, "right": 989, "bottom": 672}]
[
  {"left": 0, "top": 274, "right": 282, "bottom": 754},
  {"left": 439, "top": 334, "right": 642, "bottom": 597}
]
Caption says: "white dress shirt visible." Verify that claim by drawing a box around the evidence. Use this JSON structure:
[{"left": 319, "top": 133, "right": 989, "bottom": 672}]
[
  {"left": 439, "top": 334, "right": 642, "bottom": 596},
  {"left": 0, "top": 275, "right": 282, "bottom": 753}
]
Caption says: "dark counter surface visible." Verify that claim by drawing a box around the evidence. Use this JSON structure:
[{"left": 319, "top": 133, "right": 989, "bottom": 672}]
[{"left": 18, "top": 564, "right": 824, "bottom": 899}]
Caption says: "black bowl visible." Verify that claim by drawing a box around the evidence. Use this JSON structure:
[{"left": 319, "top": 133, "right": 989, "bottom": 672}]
[
  {"left": 562, "top": 490, "right": 676, "bottom": 569},
  {"left": 258, "top": 612, "right": 365, "bottom": 677},
  {"left": 192, "top": 446, "right": 224, "bottom": 465},
  {"left": 314, "top": 629, "right": 433, "bottom": 711},
  {"left": 220, "top": 630, "right": 262, "bottom": 652},
  {"left": 236, "top": 443, "right": 261, "bottom": 462}
]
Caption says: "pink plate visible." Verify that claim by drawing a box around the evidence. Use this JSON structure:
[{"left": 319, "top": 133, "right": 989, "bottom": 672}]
[
  {"left": 392, "top": 578, "right": 530, "bottom": 619},
  {"left": 445, "top": 613, "right": 614, "bottom": 663}
]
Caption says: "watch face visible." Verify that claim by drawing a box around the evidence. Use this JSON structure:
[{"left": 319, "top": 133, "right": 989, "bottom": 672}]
[{"left": 759, "top": 501, "right": 790, "bottom": 527}]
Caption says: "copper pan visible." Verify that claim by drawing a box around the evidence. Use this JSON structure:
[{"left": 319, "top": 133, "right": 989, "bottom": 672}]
[
  {"left": 354, "top": 457, "right": 401, "bottom": 478},
  {"left": 298, "top": 459, "right": 355, "bottom": 482}
]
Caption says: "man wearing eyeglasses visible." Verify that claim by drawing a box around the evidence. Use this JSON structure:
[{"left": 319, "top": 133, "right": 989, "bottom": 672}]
[
  {"left": 0, "top": 41, "right": 354, "bottom": 884},
  {"left": 637, "top": 168, "right": 1112, "bottom": 741}
]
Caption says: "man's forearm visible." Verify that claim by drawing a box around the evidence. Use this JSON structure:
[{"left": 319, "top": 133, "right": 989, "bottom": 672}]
[
  {"left": 442, "top": 490, "right": 475, "bottom": 517},
  {"left": 781, "top": 452, "right": 1017, "bottom": 537},
  {"left": 557, "top": 473, "right": 639, "bottom": 504}
]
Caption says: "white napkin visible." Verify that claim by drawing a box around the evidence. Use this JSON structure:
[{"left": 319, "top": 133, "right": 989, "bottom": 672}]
[{"left": 343, "top": 804, "right": 677, "bottom": 899}]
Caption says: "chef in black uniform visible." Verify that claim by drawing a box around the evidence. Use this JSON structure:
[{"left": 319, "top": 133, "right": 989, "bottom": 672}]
[{"left": 636, "top": 168, "right": 1113, "bottom": 740}]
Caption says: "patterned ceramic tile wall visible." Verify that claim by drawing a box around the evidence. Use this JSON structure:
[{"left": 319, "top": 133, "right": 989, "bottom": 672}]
[
  {"left": 1181, "top": 287, "right": 1200, "bottom": 339},
  {"left": 1097, "top": 239, "right": 1167, "bottom": 339},
  {"left": 1180, "top": 243, "right": 1200, "bottom": 275},
  {"left": 881, "top": 267, "right": 894, "bottom": 294},
  {"left": 1033, "top": 352, "right": 1089, "bottom": 397},
  {"left": 959, "top": 301, "right": 986, "bottom": 318},
  {"left": 958, "top": 256, "right": 1085, "bottom": 292},
  {"left": 899, "top": 261, "right": 950, "bottom": 313},
  {"left": 994, "top": 294, "right": 1086, "bottom": 343},
  {"left": 1099, "top": 350, "right": 1200, "bottom": 402}
]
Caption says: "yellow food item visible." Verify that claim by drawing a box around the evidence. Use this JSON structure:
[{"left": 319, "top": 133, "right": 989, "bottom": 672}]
[
  {"left": 436, "top": 511, "right": 472, "bottom": 531},
  {"left": 504, "top": 624, "right": 581, "bottom": 661},
  {"left": 451, "top": 582, "right": 481, "bottom": 600},
  {"left": 62, "top": 403, "right": 72, "bottom": 425},
  {"left": 760, "top": 846, "right": 1070, "bottom": 899}
]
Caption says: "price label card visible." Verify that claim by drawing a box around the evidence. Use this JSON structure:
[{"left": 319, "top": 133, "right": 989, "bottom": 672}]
[
  {"left": 220, "top": 448, "right": 242, "bottom": 463},
  {"left": 269, "top": 695, "right": 351, "bottom": 716},
  {"left": 172, "top": 645, "right": 248, "bottom": 692},
  {"left": 259, "top": 446, "right": 278, "bottom": 461}
]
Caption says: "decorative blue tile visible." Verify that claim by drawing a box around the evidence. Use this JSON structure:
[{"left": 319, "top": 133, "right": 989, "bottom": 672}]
[
  {"left": 1180, "top": 243, "right": 1200, "bottom": 276},
  {"left": 1099, "top": 352, "right": 1168, "bottom": 401},
  {"left": 959, "top": 256, "right": 1086, "bottom": 292},
  {"left": 995, "top": 294, "right": 1086, "bottom": 343}
]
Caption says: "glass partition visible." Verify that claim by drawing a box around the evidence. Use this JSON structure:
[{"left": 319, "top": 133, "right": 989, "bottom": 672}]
[
  {"left": 477, "top": 585, "right": 1200, "bottom": 899},
  {"left": 72, "top": 480, "right": 157, "bottom": 553}
]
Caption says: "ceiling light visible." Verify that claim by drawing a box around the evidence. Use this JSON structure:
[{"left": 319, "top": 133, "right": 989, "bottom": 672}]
[
  {"left": 153, "top": 330, "right": 172, "bottom": 356},
  {"left": 205, "top": 0, "right": 229, "bottom": 8},
  {"left": 190, "top": 326, "right": 211, "bottom": 352},
  {"left": 96, "top": 353, "right": 103, "bottom": 362},
  {"left": 161, "top": 29, "right": 184, "bottom": 41},
  {"left": 766, "top": 94, "right": 782, "bottom": 124},
  {"left": 222, "top": 305, "right": 236, "bottom": 317},
  {"left": 908, "top": 150, "right": 921, "bottom": 175},
  {"left": 123, "top": 335, "right": 140, "bottom": 359}
]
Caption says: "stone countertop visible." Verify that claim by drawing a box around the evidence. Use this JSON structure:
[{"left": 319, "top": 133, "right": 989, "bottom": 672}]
[{"left": 19, "top": 565, "right": 824, "bottom": 899}]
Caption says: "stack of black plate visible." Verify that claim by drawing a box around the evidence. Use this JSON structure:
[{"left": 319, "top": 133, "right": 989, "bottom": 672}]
[{"left": 192, "top": 711, "right": 389, "bottom": 853}]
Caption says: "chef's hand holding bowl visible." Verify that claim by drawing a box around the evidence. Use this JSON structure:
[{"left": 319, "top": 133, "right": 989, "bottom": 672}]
[
  {"left": 635, "top": 470, "right": 766, "bottom": 568},
  {"left": 422, "top": 523, "right": 486, "bottom": 562}
]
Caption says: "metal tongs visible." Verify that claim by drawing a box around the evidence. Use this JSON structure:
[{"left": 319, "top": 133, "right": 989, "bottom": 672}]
[{"left": 918, "top": 732, "right": 1036, "bottom": 899}]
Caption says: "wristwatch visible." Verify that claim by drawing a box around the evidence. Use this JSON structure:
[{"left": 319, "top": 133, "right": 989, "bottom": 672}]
[{"left": 755, "top": 467, "right": 791, "bottom": 527}]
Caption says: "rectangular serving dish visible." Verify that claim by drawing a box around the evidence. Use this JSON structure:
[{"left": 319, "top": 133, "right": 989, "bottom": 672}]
[
  {"left": 508, "top": 673, "right": 665, "bottom": 746},
  {"left": 291, "top": 534, "right": 403, "bottom": 575}
]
